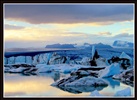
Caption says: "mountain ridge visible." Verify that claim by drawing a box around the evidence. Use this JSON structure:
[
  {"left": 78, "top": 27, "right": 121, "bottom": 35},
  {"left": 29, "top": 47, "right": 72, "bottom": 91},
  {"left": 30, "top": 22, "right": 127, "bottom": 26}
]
[{"left": 113, "top": 40, "right": 133, "bottom": 48}]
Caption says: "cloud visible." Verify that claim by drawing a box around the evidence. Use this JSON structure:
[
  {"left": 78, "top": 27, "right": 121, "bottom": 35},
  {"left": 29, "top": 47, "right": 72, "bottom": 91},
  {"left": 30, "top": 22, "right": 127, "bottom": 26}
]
[
  {"left": 5, "top": 24, "right": 25, "bottom": 30},
  {"left": 113, "top": 33, "right": 133, "bottom": 38},
  {"left": 4, "top": 24, "right": 134, "bottom": 49},
  {"left": 120, "top": 28, "right": 133, "bottom": 34},
  {"left": 98, "top": 32, "right": 112, "bottom": 36},
  {"left": 4, "top": 4, "right": 134, "bottom": 24}
]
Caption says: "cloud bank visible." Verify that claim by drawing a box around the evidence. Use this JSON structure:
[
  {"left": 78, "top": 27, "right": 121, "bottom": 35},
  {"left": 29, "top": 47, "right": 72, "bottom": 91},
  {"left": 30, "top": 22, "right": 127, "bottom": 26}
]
[
  {"left": 5, "top": 24, "right": 25, "bottom": 30},
  {"left": 4, "top": 4, "right": 134, "bottom": 24},
  {"left": 113, "top": 33, "right": 133, "bottom": 38}
]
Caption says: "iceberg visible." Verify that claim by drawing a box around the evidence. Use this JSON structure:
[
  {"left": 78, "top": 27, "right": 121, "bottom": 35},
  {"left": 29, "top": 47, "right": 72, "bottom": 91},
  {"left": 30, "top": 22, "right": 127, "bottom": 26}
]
[
  {"left": 119, "top": 52, "right": 132, "bottom": 68},
  {"left": 114, "top": 87, "right": 131, "bottom": 96},
  {"left": 51, "top": 76, "right": 108, "bottom": 87},
  {"left": 65, "top": 76, "right": 108, "bottom": 87},
  {"left": 36, "top": 64, "right": 56, "bottom": 73},
  {"left": 51, "top": 76, "right": 108, "bottom": 94},
  {"left": 78, "top": 57, "right": 91, "bottom": 65},
  {"left": 112, "top": 68, "right": 134, "bottom": 86},
  {"left": 99, "top": 63, "right": 120, "bottom": 78},
  {"left": 96, "top": 57, "right": 107, "bottom": 66},
  {"left": 4, "top": 64, "right": 36, "bottom": 74},
  {"left": 90, "top": 90, "right": 103, "bottom": 96},
  {"left": 119, "top": 52, "right": 132, "bottom": 61}
]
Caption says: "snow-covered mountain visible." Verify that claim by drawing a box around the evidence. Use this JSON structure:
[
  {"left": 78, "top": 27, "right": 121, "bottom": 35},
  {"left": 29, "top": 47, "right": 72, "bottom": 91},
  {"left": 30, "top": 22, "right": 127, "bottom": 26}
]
[
  {"left": 82, "top": 43, "right": 112, "bottom": 49},
  {"left": 45, "top": 43, "right": 76, "bottom": 48},
  {"left": 92, "top": 43, "right": 112, "bottom": 49},
  {"left": 113, "top": 40, "right": 133, "bottom": 48}
]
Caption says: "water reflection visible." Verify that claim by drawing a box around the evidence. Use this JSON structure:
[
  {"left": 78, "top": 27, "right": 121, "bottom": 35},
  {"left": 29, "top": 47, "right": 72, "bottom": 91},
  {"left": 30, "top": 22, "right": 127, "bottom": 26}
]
[
  {"left": 4, "top": 92, "right": 27, "bottom": 97},
  {"left": 4, "top": 72, "right": 76, "bottom": 97},
  {"left": 10, "top": 71, "right": 68, "bottom": 82},
  {"left": 103, "top": 77, "right": 120, "bottom": 89},
  {"left": 36, "top": 72, "right": 61, "bottom": 82},
  {"left": 53, "top": 85, "right": 108, "bottom": 94},
  {"left": 4, "top": 72, "right": 134, "bottom": 97}
]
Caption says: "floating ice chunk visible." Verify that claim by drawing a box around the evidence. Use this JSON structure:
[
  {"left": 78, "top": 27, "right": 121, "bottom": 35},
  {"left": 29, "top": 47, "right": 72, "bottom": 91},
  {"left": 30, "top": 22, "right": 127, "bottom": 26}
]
[
  {"left": 51, "top": 76, "right": 108, "bottom": 88},
  {"left": 112, "top": 74, "right": 122, "bottom": 80},
  {"left": 119, "top": 52, "right": 132, "bottom": 67},
  {"left": 113, "top": 68, "right": 134, "bottom": 84},
  {"left": 65, "top": 76, "right": 108, "bottom": 87},
  {"left": 9, "top": 67, "right": 26, "bottom": 73},
  {"left": 99, "top": 63, "right": 120, "bottom": 78},
  {"left": 35, "top": 64, "right": 91, "bottom": 74},
  {"left": 90, "top": 90, "right": 103, "bottom": 96},
  {"left": 80, "top": 70, "right": 90, "bottom": 75},
  {"left": 79, "top": 57, "right": 90, "bottom": 65},
  {"left": 36, "top": 64, "right": 55, "bottom": 73},
  {"left": 114, "top": 87, "right": 131, "bottom": 96},
  {"left": 96, "top": 58, "right": 107, "bottom": 66},
  {"left": 119, "top": 52, "right": 132, "bottom": 60}
]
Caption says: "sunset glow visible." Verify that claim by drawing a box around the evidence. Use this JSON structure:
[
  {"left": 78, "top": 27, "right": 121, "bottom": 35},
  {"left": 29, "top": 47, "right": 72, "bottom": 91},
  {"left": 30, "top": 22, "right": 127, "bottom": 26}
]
[{"left": 4, "top": 3, "right": 134, "bottom": 49}]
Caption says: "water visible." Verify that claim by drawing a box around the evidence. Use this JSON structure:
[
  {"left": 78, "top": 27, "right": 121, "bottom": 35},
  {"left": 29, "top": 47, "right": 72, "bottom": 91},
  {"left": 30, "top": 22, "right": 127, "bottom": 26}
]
[{"left": 4, "top": 73, "right": 134, "bottom": 97}]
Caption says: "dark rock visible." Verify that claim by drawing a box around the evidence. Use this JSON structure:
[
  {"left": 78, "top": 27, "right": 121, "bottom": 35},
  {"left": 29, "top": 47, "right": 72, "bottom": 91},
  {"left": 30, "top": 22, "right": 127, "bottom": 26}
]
[
  {"left": 78, "top": 67, "right": 105, "bottom": 71},
  {"left": 62, "top": 56, "right": 67, "bottom": 63},
  {"left": 89, "top": 49, "right": 100, "bottom": 66},
  {"left": 90, "top": 60, "right": 97, "bottom": 66},
  {"left": 71, "top": 67, "right": 105, "bottom": 78},
  {"left": 93, "top": 50, "right": 99, "bottom": 60},
  {"left": 12, "top": 64, "right": 35, "bottom": 68},
  {"left": 108, "top": 56, "right": 131, "bottom": 70},
  {"left": 130, "top": 76, "right": 134, "bottom": 81}
]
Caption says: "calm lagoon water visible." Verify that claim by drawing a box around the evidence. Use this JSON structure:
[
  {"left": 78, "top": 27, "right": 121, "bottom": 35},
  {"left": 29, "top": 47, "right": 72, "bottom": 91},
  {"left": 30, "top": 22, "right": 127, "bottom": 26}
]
[{"left": 4, "top": 72, "right": 134, "bottom": 98}]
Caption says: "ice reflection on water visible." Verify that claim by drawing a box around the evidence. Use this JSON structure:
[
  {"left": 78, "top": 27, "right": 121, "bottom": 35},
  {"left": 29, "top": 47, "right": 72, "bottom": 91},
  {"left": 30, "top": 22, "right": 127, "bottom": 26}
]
[{"left": 4, "top": 72, "right": 134, "bottom": 97}]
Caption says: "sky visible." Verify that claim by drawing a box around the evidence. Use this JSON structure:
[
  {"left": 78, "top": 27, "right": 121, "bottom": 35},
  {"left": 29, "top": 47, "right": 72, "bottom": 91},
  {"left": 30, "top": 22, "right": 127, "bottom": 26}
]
[{"left": 4, "top": 3, "right": 134, "bottom": 49}]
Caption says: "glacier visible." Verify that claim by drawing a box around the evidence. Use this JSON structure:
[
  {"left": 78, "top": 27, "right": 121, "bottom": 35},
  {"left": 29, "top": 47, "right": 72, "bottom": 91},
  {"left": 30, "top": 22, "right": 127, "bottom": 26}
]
[{"left": 4, "top": 46, "right": 134, "bottom": 97}]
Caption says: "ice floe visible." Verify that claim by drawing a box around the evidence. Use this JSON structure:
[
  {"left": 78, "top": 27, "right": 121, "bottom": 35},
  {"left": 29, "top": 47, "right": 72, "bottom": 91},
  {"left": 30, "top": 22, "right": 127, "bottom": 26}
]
[{"left": 114, "top": 87, "right": 131, "bottom": 96}]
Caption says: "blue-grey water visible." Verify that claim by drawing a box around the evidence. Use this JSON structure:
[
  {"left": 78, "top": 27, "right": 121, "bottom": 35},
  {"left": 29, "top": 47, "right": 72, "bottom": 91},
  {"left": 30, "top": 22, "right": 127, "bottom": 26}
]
[{"left": 4, "top": 72, "right": 134, "bottom": 97}]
